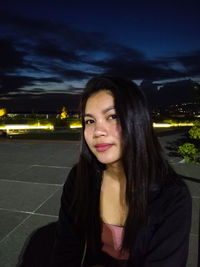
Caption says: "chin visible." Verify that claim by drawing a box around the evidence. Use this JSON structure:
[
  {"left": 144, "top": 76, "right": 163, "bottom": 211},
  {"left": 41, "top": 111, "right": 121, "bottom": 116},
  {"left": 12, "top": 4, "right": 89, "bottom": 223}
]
[{"left": 96, "top": 156, "right": 120, "bottom": 165}]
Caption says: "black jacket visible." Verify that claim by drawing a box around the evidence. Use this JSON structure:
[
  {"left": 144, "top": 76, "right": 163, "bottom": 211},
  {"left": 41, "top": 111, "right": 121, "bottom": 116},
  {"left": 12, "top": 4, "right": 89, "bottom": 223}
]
[{"left": 51, "top": 166, "right": 192, "bottom": 267}]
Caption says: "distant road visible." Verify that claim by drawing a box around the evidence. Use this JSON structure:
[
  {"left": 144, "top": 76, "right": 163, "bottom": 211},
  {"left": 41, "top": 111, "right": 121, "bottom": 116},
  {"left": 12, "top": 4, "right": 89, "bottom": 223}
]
[{"left": 155, "top": 127, "right": 190, "bottom": 137}]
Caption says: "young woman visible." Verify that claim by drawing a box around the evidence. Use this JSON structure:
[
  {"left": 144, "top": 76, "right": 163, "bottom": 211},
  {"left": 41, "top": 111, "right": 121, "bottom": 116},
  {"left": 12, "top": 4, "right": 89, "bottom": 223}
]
[{"left": 51, "top": 75, "right": 192, "bottom": 267}]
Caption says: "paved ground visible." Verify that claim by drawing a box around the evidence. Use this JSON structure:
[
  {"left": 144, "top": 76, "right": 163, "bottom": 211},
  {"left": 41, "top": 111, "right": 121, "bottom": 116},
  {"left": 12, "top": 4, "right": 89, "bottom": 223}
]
[
  {"left": 0, "top": 132, "right": 199, "bottom": 267},
  {"left": 159, "top": 132, "right": 200, "bottom": 267}
]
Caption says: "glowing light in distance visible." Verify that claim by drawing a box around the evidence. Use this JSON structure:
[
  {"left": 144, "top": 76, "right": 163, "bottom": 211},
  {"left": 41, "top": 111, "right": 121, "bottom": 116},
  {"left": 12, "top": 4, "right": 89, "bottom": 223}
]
[
  {"left": 70, "top": 123, "right": 82, "bottom": 129},
  {"left": 153, "top": 122, "right": 194, "bottom": 128},
  {"left": 0, "top": 124, "right": 54, "bottom": 130},
  {"left": 69, "top": 122, "right": 194, "bottom": 129},
  {"left": 0, "top": 124, "right": 54, "bottom": 134},
  {"left": 153, "top": 123, "right": 171, "bottom": 128}
]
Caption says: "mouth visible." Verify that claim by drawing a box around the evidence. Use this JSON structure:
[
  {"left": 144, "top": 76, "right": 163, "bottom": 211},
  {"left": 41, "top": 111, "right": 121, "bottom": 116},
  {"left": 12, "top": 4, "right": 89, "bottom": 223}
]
[{"left": 95, "top": 143, "right": 112, "bottom": 152}]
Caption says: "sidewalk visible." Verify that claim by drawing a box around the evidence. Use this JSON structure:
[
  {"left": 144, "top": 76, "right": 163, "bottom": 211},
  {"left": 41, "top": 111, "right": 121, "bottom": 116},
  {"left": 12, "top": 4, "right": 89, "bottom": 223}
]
[
  {"left": 159, "top": 132, "right": 200, "bottom": 267},
  {"left": 0, "top": 133, "right": 199, "bottom": 267},
  {"left": 0, "top": 139, "right": 80, "bottom": 267}
]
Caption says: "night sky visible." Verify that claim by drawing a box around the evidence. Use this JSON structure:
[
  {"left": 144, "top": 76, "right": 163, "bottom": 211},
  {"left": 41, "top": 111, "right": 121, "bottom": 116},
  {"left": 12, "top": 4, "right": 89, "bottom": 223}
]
[{"left": 0, "top": 1, "right": 200, "bottom": 112}]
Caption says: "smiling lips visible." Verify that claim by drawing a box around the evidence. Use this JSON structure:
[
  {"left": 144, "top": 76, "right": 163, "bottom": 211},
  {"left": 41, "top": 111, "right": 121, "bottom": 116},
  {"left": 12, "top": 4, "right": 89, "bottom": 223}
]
[{"left": 95, "top": 143, "right": 112, "bottom": 152}]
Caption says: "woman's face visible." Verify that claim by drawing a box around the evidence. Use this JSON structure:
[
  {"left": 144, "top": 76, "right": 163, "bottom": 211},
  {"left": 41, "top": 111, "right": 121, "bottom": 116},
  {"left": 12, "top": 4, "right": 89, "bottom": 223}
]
[{"left": 84, "top": 90, "right": 122, "bottom": 166}]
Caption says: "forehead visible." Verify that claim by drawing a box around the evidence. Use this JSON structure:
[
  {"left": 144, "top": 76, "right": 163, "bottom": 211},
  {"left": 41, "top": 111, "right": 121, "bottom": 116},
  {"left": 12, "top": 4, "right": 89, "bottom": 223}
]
[{"left": 85, "top": 90, "right": 114, "bottom": 112}]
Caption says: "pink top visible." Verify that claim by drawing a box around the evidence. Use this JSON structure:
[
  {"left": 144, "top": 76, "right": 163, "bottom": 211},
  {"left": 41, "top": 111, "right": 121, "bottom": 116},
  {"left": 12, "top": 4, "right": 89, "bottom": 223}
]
[{"left": 101, "top": 222, "right": 130, "bottom": 260}]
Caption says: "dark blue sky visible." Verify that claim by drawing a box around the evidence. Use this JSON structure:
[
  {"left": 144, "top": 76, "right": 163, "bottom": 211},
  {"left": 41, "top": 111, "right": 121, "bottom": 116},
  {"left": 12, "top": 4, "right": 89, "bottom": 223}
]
[{"left": 0, "top": 1, "right": 200, "bottom": 111}]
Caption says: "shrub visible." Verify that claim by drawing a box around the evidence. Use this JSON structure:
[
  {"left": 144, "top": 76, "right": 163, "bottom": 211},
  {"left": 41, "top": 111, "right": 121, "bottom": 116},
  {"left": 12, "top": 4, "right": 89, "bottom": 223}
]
[
  {"left": 178, "top": 120, "right": 200, "bottom": 164},
  {"left": 189, "top": 121, "right": 200, "bottom": 139}
]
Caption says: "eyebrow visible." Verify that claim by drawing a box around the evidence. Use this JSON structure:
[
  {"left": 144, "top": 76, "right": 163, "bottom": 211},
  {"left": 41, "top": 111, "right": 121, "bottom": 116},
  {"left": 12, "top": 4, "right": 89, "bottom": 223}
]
[{"left": 84, "top": 106, "right": 115, "bottom": 117}]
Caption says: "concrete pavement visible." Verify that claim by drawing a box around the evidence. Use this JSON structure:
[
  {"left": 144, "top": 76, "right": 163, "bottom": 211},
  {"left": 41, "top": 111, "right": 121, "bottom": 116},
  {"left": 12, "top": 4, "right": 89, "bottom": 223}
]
[{"left": 0, "top": 133, "right": 199, "bottom": 267}]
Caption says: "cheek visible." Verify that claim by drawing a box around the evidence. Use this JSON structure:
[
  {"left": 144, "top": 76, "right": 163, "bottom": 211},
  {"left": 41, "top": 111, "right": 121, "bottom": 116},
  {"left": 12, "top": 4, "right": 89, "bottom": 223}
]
[
  {"left": 113, "top": 124, "right": 122, "bottom": 139},
  {"left": 84, "top": 130, "right": 88, "bottom": 143},
  {"left": 84, "top": 129, "right": 92, "bottom": 145}
]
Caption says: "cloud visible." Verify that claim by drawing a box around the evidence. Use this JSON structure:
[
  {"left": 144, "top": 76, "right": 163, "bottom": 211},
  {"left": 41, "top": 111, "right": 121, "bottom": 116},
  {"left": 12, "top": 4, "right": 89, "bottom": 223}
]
[
  {"left": 92, "top": 44, "right": 200, "bottom": 81},
  {"left": 0, "top": 12, "right": 109, "bottom": 94},
  {"left": 55, "top": 69, "right": 95, "bottom": 81},
  {"left": 0, "top": 73, "right": 63, "bottom": 95},
  {"left": 34, "top": 41, "right": 82, "bottom": 62},
  {"left": 0, "top": 11, "right": 106, "bottom": 51},
  {"left": 93, "top": 54, "right": 184, "bottom": 81},
  {"left": 0, "top": 9, "right": 199, "bottom": 104},
  {"left": 0, "top": 39, "right": 25, "bottom": 71},
  {"left": 174, "top": 50, "right": 200, "bottom": 76},
  {"left": 19, "top": 88, "right": 46, "bottom": 94},
  {"left": 35, "top": 77, "right": 63, "bottom": 83},
  {"left": 0, "top": 74, "right": 34, "bottom": 94}
]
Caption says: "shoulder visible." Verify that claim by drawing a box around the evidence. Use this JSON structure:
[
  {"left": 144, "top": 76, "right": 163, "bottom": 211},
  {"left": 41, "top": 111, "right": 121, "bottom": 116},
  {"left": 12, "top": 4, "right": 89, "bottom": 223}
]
[
  {"left": 149, "top": 175, "right": 191, "bottom": 200},
  {"left": 132, "top": 176, "right": 192, "bottom": 266},
  {"left": 148, "top": 175, "right": 192, "bottom": 218},
  {"left": 61, "top": 164, "right": 78, "bottom": 202},
  {"left": 162, "top": 176, "right": 191, "bottom": 203},
  {"left": 63, "top": 164, "right": 78, "bottom": 188}
]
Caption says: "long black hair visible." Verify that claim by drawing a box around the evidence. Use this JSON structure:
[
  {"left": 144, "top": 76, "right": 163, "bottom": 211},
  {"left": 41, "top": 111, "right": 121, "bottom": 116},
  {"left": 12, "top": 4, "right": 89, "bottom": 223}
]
[{"left": 71, "top": 75, "right": 176, "bottom": 252}]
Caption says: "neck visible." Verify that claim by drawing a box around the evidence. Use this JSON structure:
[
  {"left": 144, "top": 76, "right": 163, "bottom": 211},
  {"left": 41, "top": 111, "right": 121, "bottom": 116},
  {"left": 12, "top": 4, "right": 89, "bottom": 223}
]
[
  {"left": 105, "top": 161, "right": 126, "bottom": 181},
  {"left": 103, "top": 161, "right": 127, "bottom": 209}
]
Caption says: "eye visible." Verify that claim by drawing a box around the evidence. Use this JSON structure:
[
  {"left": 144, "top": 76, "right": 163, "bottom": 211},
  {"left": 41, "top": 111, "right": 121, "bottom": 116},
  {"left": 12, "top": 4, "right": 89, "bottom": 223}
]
[
  {"left": 108, "top": 114, "right": 118, "bottom": 120},
  {"left": 85, "top": 119, "right": 95, "bottom": 125}
]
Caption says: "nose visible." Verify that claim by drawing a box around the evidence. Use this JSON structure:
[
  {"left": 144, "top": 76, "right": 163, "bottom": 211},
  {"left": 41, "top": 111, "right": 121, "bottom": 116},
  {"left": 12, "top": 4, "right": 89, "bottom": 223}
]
[{"left": 93, "top": 121, "right": 107, "bottom": 137}]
